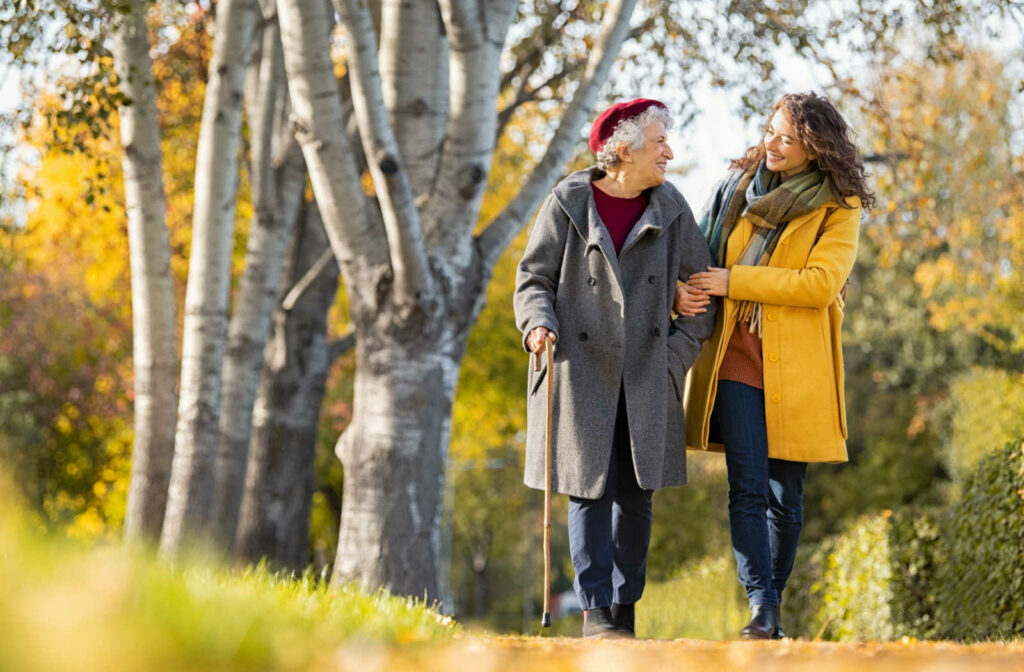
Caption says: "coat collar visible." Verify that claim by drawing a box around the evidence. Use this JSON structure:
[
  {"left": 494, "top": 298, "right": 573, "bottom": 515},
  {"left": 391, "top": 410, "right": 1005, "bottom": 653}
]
[
  {"left": 726, "top": 202, "right": 841, "bottom": 266},
  {"left": 552, "top": 167, "right": 688, "bottom": 259}
]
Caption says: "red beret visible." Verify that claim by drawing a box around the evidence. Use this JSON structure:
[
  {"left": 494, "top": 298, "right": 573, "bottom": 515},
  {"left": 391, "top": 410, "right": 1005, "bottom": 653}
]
[{"left": 589, "top": 98, "right": 668, "bottom": 154}]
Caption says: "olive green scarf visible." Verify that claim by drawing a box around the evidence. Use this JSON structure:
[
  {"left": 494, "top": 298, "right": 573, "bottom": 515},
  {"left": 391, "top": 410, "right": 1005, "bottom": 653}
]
[{"left": 699, "top": 161, "right": 835, "bottom": 334}]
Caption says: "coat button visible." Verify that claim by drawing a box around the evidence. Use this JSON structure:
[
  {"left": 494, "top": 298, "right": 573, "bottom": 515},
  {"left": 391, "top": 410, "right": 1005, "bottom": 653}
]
[
  {"left": 770, "top": 393, "right": 781, "bottom": 403},
  {"left": 651, "top": 327, "right": 661, "bottom": 337},
  {"left": 648, "top": 275, "right": 656, "bottom": 284},
  {"left": 781, "top": 238, "right": 789, "bottom": 245},
  {"left": 579, "top": 332, "right": 589, "bottom": 342},
  {"left": 588, "top": 277, "right": 596, "bottom": 286},
  {"left": 768, "top": 352, "right": 779, "bottom": 363},
  {"left": 765, "top": 312, "right": 777, "bottom": 321}
]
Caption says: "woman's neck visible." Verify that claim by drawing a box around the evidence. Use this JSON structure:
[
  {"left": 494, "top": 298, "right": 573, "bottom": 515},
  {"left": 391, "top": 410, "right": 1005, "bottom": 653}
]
[{"left": 594, "top": 171, "right": 644, "bottom": 199}]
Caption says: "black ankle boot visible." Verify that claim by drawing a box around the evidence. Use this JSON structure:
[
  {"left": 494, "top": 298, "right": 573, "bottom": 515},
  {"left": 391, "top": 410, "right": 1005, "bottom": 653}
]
[
  {"left": 610, "top": 602, "right": 635, "bottom": 637},
  {"left": 739, "top": 604, "right": 778, "bottom": 640},
  {"left": 773, "top": 605, "right": 787, "bottom": 639},
  {"left": 582, "top": 606, "right": 632, "bottom": 639}
]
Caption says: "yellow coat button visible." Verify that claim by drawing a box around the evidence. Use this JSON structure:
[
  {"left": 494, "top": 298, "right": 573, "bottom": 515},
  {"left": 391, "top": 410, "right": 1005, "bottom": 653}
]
[
  {"left": 771, "top": 393, "right": 781, "bottom": 403},
  {"left": 768, "top": 353, "right": 779, "bottom": 363},
  {"left": 766, "top": 312, "right": 777, "bottom": 321},
  {"left": 781, "top": 238, "right": 789, "bottom": 245}
]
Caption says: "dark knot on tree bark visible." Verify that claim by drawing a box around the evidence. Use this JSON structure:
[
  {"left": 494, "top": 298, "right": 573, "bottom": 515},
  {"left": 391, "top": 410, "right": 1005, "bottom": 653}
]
[
  {"left": 378, "top": 154, "right": 399, "bottom": 175},
  {"left": 458, "top": 163, "right": 486, "bottom": 200}
]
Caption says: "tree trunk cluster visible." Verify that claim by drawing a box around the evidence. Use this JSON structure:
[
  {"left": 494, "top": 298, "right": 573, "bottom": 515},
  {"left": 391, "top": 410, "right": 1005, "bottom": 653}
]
[{"left": 114, "top": 0, "right": 639, "bottom": 601}]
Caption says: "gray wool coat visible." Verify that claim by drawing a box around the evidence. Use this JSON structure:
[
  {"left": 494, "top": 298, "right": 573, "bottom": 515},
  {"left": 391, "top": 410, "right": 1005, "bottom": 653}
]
[{"left": 513, "top": 167, "right": 717, "bottom": 499}]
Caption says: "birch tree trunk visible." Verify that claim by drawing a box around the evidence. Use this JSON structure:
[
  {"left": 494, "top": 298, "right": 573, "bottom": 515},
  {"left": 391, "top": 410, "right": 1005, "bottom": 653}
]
[
  {"left": 235, "top": 202, "right": 340, "bottom": 568},
  {"left": 276, "top": 0, "right": 637, "bottom": 598},
  {"left": 161, "top": 0, "right": 259, "bottom": 555},
  {"left": 211, "top": 16, "right": 307, "bottom": 551},
  {"left": 111, "top": 0, "right": 178, "bottom": 541}
]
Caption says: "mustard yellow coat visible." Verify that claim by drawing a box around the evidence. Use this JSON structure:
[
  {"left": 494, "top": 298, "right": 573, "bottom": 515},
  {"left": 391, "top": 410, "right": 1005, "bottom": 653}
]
[{"left": 683, "top": 197, "right": 861, "bottom": 463}]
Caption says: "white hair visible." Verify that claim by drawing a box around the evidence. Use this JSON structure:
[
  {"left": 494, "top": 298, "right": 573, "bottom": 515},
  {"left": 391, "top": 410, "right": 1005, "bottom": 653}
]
[{"left": 594, "top": 105, "right": 674, "bottom": 171}]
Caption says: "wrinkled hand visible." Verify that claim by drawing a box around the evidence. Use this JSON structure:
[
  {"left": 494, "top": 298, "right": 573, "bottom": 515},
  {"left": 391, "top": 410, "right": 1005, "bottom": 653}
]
[
  {"left": 673, "top": 283, "right": 711, "bottom": 316},
  {"left": 527, "top": 327, "right": 557, "bottom": 354},
  {"left": 688, "top": 267, "right": 730, "bottom": 297}
]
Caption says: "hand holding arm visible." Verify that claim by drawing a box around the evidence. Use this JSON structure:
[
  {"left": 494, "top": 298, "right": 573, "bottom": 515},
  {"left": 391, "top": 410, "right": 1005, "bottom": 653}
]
[
  {"left": 673, "top": 283, "right": 711, "bottom": 315},
  {"left": 688, "top": 267, "right": 730, "bottom": 297}
]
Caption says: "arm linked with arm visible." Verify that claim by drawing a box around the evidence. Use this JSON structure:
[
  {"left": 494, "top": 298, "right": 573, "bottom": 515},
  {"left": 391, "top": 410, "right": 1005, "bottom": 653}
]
[{"left": 667, "top": 209, "right": 718, "bottom": 371}]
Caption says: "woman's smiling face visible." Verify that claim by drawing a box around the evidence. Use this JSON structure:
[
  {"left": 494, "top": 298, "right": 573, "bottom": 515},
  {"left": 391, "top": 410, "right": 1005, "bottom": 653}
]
[
  {"left": 763, "top": 109, "right": 814, "bottom": 179},
  {"left": 624, "top": 119, "right": 673, "bottom": 189}
]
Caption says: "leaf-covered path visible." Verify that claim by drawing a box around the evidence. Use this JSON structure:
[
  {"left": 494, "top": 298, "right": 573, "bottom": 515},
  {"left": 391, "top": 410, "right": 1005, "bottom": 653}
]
[{"left": 332, "top": 636, "right": 1024, "bottom": 672}]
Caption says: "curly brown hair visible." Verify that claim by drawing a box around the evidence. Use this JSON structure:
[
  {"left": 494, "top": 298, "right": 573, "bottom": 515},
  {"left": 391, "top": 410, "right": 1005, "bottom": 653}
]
[{"left": 731, "top": 92, "right": 876, "bottom": 211}]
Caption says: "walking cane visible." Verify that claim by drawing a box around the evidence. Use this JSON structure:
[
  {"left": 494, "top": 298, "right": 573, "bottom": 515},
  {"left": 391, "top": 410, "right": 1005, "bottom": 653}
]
[{"left": 534, "top": 340, "right": 554, "bottom": 629}]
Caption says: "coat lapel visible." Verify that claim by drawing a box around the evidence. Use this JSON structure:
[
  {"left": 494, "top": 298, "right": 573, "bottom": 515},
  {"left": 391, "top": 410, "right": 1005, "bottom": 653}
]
[
  {"left": 619, "top": 203, "right": 666, "bottom": 257},
  {"left": 553, "top": 167, "right": 687, "bottom": 290}
]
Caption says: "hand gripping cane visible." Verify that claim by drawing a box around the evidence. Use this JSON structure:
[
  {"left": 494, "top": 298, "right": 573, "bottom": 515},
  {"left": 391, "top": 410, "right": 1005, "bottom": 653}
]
[{"left": 534, "top": 341, "right": 554, "bottom": 629}]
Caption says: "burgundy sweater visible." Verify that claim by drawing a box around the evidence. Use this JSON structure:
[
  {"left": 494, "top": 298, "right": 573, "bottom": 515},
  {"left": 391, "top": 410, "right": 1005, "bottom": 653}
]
[{"left": 592, "top": 184, "right": 648, "bottom": 254}]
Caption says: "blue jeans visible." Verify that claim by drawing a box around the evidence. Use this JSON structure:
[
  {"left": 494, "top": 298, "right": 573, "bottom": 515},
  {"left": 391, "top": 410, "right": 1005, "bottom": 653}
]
[
  {"left": 715, "top": 380, "right": 807, "bottom": 609},
  {"left": 568, "top": 387, "right": 654, "bottom": 610}
]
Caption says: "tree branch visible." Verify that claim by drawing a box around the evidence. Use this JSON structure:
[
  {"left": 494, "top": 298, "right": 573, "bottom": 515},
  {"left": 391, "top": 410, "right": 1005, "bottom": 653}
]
[
  {"left": 495, "top": 13, "right": 655, "bottom": 139},
  {"left": 424, "top": 0, "right": 517, "bottom": 259},
  {"left": 275, "top": 0, "right": 389, "bottom": 277},
  {"left": 477, "top": 0, "right": 639, "bottom": 271},
  {"left": 333, "top": 0, "right": 433, "bottom": 304},
  {"left": 281, "top": 247, "right": 334, "bottom": 312},
  {"left": 378, "top": 0, "right": 448, "bottom": 200}
]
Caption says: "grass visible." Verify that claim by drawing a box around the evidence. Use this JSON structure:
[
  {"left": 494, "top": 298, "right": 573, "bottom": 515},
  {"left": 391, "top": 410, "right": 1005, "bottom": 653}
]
[{"left": 0, "top": 494, "right": 457, "bottom": 672}]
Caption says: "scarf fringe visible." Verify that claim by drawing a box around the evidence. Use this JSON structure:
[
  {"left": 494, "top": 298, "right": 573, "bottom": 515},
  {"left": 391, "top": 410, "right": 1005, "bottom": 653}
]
[{"left": 735, "top": 301, "right": 763, "bottom": 338}]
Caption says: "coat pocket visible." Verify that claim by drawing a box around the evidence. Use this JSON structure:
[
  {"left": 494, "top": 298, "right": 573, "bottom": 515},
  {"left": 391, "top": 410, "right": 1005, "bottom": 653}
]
[
  {"left": 668, "top": 366, "right": 683, "bottom": 402},
  {"left": 667, "top": 350, "right": 685, "bottom": 402}
]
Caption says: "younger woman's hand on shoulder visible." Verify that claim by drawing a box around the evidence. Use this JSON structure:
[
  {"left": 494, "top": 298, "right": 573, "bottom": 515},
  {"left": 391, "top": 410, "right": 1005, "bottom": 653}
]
[
  {"left": 674, "top": 283, "right": 711, "bottom": 316},
  {"left": 689, "top": 267, "right": 729, "bottom": 297}
]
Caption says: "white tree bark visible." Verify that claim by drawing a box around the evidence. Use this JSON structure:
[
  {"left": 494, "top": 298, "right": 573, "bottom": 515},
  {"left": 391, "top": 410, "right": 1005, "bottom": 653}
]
[
  {"left": 161, "top": 0, "right": 260, "bottom": 555},
  {"left": 334, "top": 0, "right": 433, "bottom": 305},
  {"left": 111, "top": 0, "right": 179, "bottom": 542},
  {"left": 379, "top": 0, "right": 448, "bottom": 200},
  {"left": 424, "top": 0, "right": 517, "bottom": 269},
  {"left": 235, "top": 201, "right": 339, "bottom": 569},
  {"left": 272, "top": 0, "right": 638, "bottom": 599},
  {"left": 211, "top": 17, "right": 308, "bottom": 550}
]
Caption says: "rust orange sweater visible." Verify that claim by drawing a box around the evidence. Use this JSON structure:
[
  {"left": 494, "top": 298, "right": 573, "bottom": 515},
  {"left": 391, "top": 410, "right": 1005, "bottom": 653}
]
[{"left": 718, "top": 322, "right": 763, "bottom": 390}]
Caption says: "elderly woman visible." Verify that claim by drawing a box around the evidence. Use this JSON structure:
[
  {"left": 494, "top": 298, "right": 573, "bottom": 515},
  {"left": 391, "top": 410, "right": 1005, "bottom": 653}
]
[
  {"left": 676, "top": 92, "right": 874, "bottom": 639},
  {"left": 514, "top": 99, "right": 717, "bottom": 638}
]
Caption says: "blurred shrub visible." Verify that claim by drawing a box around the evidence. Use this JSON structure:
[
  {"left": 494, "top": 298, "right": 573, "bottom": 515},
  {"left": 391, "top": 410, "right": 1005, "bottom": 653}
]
[
  {"left": 936, "top": 440, "right": 1024, "bottom": 641},
  {"left": 947, "top": 368, "right": 1024, "bottom": 481},
  {"left": 791, "top": 441, "right": 1023, "bottom": 642},
  {"left": 791, "top": 508, "right": 943, "bottom": 641},
  {"left": 637, "top": 554, "right": 747, "bottom": 640}
]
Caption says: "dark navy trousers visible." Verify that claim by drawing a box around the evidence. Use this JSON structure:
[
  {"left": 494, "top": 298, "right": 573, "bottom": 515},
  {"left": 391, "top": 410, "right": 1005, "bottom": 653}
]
[
  {"left": 568, "top": 387, "right": 654, "bottom": 610},
  {"left": 715, "top": 380, "right": 807, "bottom": 609}
]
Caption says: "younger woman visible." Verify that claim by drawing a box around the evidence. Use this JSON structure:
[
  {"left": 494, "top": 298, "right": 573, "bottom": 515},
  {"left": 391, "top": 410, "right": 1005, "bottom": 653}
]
[{"left": 676, "top": 92, "right": 875, "bottom": 639}]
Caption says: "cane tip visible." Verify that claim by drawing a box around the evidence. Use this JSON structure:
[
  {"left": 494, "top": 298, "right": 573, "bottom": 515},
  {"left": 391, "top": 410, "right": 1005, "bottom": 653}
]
[{"left": 541, "top": 613, "right": 551, "bottom": 628}]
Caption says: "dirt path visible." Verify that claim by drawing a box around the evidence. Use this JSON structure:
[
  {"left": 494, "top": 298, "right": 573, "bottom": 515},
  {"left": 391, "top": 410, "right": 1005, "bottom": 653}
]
[{"left": 334, "top": 636, "right": 1024, "bottom": 671}]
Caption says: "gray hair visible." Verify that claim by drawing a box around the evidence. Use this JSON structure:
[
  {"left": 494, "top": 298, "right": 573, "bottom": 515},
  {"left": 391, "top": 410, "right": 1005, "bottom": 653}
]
[{"left": 595, "top": 105, "right": 674, "bottom": 171}]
